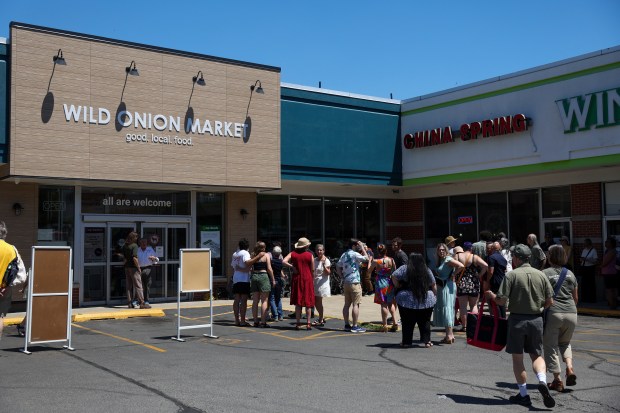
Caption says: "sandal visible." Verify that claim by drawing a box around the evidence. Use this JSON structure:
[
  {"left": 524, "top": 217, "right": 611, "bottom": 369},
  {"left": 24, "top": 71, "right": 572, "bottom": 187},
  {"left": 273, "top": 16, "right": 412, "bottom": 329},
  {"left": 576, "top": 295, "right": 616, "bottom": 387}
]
[
  {"left": 390, "top": 324, "right": 398, "bottom": 332},
  {"left": 440, "top": 337, "right": 455, "bottom": 344},
  {"left": 566, "top": 369, "right": 577, "bottom": 386},
  {"left": 306, "top": 324, "right": 312, "bottom": 330},
  {"left": 379, "top": 325, "right": 389, "bottom": 333},
  {"left": 295, "top": 323, "right": 301, "bottom": 331},
  {"left": 424, "top": 342, "right": 433, "bottom": 348},
  {"left": 311, "top": 319, "right": 324, "bottom": 327}
]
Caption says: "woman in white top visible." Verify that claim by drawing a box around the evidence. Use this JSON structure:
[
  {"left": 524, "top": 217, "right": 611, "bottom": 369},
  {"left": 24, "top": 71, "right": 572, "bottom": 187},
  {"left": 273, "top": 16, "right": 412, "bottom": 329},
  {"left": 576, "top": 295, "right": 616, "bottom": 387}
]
[
  {"left": 579, "top": 238, "right": 598, "bottom": 303},
  {"left": 312, "top": 244, "right": 331, "bottom": 326}
]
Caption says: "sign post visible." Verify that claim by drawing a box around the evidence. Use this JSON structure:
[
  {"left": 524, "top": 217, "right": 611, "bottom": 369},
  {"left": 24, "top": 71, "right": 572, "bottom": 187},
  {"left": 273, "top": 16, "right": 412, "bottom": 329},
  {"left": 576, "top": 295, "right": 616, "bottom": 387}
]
[
  {"left": 21, "top": 246, "right": 74, "bottom": 355},
  {"left": 171, "top": 248, "right": 218, "bottom": 342}
]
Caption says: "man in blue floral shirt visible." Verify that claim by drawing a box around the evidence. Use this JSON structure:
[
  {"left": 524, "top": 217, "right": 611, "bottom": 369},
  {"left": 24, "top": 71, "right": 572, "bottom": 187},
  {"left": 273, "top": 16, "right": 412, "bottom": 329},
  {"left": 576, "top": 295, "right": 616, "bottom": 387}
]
[{"left": 337, "top": 239, "right": 369, "bottom": 333}]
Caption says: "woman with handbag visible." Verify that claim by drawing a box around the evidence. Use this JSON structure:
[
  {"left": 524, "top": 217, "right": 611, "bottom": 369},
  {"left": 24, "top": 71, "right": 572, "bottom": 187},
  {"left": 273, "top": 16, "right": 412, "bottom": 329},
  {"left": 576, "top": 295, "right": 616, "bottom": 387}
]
[
  {"left": 543, "top": 244, "right": 579, "bottom": 392},
  {"left": 433, "top": 243, "right": 464, "bottom": 344},
  {"left": 367, "top": 243, "right": 398, "bottom": 332},
  {"left": 391, "top": 253, "right": 437, "bottom": 347}
]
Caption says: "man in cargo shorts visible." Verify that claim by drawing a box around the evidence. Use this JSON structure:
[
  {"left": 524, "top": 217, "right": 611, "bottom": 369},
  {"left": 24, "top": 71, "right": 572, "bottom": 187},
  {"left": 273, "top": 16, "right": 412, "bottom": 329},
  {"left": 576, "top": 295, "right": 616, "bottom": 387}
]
[
  {"left": 337, "top": 239, "right": 369, "bottom": 333},
  {"left": 485, "top": 244, "right": 556, "bottom": 408}
]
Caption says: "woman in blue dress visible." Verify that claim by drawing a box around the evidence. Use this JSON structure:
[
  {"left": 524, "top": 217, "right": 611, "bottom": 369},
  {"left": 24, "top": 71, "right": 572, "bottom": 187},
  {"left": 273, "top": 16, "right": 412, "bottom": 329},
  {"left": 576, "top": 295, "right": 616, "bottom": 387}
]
[{"left": 432, "top": 242, "right": 464, "bottom": 344}]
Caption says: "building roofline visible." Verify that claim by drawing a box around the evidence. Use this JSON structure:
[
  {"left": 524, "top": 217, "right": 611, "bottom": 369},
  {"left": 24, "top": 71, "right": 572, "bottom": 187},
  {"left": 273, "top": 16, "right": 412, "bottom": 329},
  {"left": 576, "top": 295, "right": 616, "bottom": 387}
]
[
  {"left": 402, "top": 45, "right": 620, "bottom": 104},
  {"left": 281, "top": 82, "right": 401, "bottom": 104},
  {"left": 9, "top": 21, "right": 281, "bottom": 73}
]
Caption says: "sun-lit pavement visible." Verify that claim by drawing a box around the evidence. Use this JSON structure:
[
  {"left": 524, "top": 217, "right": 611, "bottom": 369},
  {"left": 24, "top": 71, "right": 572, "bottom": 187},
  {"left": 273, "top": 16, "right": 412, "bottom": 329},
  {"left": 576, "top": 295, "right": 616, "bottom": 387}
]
[{"left": 1, "top": 297, "right": 619, "bottom": 413}]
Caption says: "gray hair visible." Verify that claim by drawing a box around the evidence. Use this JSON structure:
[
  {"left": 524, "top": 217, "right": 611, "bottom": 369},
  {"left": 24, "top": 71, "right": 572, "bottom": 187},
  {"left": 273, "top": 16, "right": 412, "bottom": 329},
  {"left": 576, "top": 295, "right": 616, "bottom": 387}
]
[
  {"left": 0, "top": 221, "right": 7, "bottom": 240},
  {"left": 500, "top": 237, "right": 510, "bottom": 249}
]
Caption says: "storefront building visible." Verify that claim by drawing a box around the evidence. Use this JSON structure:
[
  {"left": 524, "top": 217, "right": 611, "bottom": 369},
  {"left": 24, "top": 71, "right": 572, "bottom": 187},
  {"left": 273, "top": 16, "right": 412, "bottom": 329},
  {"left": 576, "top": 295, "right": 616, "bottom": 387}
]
[{"left": 1, "top": 22, "right": 619, "bottom": 306}]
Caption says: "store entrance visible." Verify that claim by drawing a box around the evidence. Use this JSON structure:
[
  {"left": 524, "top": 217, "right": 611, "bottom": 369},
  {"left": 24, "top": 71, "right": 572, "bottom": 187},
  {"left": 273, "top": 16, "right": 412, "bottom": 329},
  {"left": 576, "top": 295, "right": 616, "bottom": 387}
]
[{"left": 82, "top": 221, "right": 188, "bottom": 305}]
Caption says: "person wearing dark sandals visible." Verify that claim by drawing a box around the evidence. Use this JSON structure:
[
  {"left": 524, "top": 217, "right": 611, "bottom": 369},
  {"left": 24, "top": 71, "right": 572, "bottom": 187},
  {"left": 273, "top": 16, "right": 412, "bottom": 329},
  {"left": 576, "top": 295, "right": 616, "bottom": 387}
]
[
  {"left": 312, "top": 244, "right": 331, "bottom": 327},
  {"left": 250, "top": 242, "right": 275, "bottom": 328},
  {"left": 485, "top": 244, "right": 556, "bottom": 408},
  {"left": 231, "top": 238, "right": 266, "bottom": 327},
  {"left": 284, "top": 237, "right": 315, "bottom": 330},
  {"left": 391, "top": 253, "right": 437, "bottom": 348},
  {"left": 543, "top": 245, "right": 579, "bottom": 392}
]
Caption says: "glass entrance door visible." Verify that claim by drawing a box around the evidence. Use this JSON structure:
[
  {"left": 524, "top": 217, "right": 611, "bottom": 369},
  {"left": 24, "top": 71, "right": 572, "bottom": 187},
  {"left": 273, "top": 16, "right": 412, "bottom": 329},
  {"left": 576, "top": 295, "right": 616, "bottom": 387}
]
[
  {"left": 543, "top": 221, "right": 572, "bottom": 246},
  {"left": 82, "top": 221, "right": 188, "bottom": 305}
]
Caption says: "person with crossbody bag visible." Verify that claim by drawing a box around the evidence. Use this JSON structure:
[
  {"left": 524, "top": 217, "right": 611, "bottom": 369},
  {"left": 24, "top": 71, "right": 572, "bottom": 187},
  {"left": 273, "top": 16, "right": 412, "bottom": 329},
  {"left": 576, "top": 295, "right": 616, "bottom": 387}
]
[
  {"left": 542, "top": 245, "right": 579, "bottom": 392},
  {"left": 579, "top": 238, "right": 598, "bottom": 302}
]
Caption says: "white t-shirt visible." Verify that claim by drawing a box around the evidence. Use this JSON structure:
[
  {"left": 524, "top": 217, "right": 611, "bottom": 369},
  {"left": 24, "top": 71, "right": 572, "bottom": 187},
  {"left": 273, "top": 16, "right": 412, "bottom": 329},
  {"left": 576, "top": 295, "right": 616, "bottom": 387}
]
[
  {"left": 580, "top": 247, "right": 598, "bottom": 267},
  {"left": 231, "top": 249, "right": 251, "bottom": 283}
]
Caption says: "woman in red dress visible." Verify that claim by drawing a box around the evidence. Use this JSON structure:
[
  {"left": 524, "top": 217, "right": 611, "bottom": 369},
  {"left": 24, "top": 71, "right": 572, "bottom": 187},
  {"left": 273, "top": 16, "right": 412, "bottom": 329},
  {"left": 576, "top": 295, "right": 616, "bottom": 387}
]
[{"left": 284, "top": 237, "right": 315, "bottom": 330}]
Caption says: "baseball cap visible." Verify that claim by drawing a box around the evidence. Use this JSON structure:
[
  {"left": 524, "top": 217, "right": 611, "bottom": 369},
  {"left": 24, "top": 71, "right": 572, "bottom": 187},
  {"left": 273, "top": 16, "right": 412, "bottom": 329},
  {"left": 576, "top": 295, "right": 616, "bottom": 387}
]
[{"left": 510, "top": 244, "right": 531, "bottom": 260}]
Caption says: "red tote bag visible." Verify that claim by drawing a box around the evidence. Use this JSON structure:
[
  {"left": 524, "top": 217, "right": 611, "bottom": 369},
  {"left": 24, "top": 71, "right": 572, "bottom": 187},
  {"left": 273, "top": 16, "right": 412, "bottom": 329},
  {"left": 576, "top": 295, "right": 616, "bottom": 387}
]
[{"left": 466, "top": 296, "right": 508, "bottom": 351}]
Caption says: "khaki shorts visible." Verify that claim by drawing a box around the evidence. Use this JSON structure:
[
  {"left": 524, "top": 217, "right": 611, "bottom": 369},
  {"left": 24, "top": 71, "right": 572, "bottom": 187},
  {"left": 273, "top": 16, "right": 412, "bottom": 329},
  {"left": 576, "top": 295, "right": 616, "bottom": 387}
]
[{"left": 343, "top": 283, "right": 362, "bottom": 306}]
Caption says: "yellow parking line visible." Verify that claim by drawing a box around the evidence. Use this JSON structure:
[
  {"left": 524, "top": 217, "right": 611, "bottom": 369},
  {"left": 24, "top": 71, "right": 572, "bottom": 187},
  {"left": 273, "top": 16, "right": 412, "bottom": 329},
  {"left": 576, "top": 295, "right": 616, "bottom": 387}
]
[
  {"left": 571, "top": 339, "right": 616, "bottom": 345},
  {"left": 300, "top": 331, "right": 334, "bottom": 341},
  {"left": 575, "top": 332, "right": 620, "bottom": 337},
  {"left": 72, "top": 324, "right": 166, "bottom": 353},
  {"left": 586, "top": 349, "right": 620, "bottom": 355}
]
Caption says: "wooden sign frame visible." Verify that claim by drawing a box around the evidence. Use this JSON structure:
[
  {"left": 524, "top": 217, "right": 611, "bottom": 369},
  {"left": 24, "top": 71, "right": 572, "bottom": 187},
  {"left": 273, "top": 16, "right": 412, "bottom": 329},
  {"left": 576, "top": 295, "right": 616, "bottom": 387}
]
[
  {"left": 171, "top": 248, "right": 217, "bottom": 342},
  {"left": 21, "top": 246, "right": 74, "bottom": 354}
]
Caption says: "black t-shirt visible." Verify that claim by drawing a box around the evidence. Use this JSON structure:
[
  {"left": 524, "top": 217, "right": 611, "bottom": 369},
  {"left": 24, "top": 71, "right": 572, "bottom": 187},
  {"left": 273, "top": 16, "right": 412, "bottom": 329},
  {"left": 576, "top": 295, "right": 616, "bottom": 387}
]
[
  {"left": 394, "top": 250, "right": 408, "bottom": 269},
  {"left": 271, "top": 258, "right": 283, "bottom": 279},
  {"left": 487, "top": 251, "right": 507, "bottom": 292}
]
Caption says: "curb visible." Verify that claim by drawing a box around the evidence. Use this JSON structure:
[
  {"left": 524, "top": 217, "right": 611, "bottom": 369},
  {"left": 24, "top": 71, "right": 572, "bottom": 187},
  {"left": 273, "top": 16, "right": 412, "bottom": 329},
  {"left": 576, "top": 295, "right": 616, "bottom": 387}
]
[
  {"left": 3, "top": 309, "right": 166, "bottom": 326},
  {"left": 577, "top": 308, "right": 620, "bottom": 318}
]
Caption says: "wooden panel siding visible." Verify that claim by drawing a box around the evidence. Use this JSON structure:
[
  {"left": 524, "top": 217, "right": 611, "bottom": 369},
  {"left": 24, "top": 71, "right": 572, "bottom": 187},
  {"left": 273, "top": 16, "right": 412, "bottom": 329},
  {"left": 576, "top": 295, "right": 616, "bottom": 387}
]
[{"left": 9, "top": 26, "right": 281, "bottom": 189}]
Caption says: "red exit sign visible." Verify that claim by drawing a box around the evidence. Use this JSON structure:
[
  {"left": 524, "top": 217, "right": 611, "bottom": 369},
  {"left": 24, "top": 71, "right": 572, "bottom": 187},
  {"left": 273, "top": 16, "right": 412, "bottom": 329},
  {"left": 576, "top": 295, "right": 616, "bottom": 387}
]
[{"left": 458, "top": 216, "right": 473, "bottom": 224}]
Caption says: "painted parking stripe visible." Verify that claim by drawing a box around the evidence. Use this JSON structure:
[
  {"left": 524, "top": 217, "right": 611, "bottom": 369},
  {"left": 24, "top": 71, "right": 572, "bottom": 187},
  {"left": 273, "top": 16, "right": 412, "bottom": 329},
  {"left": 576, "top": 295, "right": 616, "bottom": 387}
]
[{"left": 72, "top": 323, "right": 166, "bottom": 353}]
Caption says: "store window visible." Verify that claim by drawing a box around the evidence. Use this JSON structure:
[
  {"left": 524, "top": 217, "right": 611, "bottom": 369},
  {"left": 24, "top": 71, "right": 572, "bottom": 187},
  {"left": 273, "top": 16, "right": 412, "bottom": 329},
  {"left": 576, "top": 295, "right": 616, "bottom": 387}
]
[
  {"left": 509, "top": 190, "right": 540, "bottom": 245},
  {"left": 604, "top": 182, "right": 620, "bottom": 216},
  {"left": 290, "top": 197, "right": 322, "bottom": 249},
  {"left": 542, "top": 186, "right": 571, "bottom": 218},
  {"left": 257, "top": 195, "right": 289, "bottom": 252},
  {"left": 424, "top": 197, "right": 449, "bottom": 257},
  {"left": 478, "top": 192, "right": 508, "bottom": 237},
  {"left": 38, "top": 186, "right": 75, "bottom": 247},
  {"left": 196, "top": 192, "right": 223, "bottom": 277},
  {"left": 356, "top": 200, "right": 381, "bottom": 250},
  {"left": 450, "top": 195, "right": 477, "bottom": 244},
  {"left": 324, "top": 198, "right": 355, "bottom": 259}
]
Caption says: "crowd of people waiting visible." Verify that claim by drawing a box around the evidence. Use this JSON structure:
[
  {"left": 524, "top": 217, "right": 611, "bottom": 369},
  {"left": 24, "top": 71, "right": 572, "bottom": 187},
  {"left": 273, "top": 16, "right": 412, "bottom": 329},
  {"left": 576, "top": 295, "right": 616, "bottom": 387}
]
[{"left": 229, "top": 230, "right": 619, "bottom": 409}]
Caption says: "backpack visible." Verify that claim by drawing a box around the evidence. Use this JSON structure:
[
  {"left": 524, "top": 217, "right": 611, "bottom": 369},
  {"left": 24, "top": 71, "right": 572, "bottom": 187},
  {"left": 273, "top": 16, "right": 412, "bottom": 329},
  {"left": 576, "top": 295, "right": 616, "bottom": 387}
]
[{"left": 1, "top": 256, "right": 19, "bottom": 288}]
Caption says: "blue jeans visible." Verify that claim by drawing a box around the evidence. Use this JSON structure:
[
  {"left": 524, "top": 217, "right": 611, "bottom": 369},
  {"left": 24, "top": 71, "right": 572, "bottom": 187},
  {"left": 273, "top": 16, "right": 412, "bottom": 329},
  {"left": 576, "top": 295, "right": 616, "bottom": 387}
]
[{"left": 269, "top": 278, "right": 283, "bottom": 319}]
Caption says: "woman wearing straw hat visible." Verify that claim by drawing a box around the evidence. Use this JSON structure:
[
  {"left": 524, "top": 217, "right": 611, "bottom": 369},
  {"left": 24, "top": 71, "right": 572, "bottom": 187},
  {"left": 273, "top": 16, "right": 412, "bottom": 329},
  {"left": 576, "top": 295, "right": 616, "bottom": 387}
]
[{"left": 284, "top": 237, "right": 316, "bottom": 330}]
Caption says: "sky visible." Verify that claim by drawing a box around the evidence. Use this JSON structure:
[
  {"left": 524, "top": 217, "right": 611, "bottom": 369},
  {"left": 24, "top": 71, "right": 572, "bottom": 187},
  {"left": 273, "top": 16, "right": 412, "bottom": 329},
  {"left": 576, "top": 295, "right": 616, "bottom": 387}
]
[{"left": 2, "top": 0, "right": 620, "bottom": 100}]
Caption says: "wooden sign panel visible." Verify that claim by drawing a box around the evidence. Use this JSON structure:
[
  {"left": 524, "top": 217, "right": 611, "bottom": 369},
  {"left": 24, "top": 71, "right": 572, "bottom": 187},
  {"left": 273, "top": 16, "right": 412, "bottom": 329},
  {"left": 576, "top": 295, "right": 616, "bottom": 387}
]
[
  {"left": 180, "top": 249, "right": 211, "bottom": 292},
  {"left": 29, "top": 247, "right": 72, "bottom": 344}
]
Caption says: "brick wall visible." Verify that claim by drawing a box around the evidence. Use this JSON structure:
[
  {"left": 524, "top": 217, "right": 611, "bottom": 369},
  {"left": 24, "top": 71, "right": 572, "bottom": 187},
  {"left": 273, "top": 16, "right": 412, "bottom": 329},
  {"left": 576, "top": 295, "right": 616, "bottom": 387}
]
[
  {"left": 571, "top": 182, "right": 603, "bottom": 258},
  {"left": 385, "top": 198, "right": 424, "bottom": 255}
]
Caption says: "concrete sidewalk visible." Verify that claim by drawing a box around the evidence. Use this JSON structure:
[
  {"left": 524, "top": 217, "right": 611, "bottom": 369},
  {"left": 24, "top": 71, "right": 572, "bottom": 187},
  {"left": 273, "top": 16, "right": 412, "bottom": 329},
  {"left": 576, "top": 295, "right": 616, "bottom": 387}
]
[{"left": 3, "top": 294, "right": 619, "bottom": 327}]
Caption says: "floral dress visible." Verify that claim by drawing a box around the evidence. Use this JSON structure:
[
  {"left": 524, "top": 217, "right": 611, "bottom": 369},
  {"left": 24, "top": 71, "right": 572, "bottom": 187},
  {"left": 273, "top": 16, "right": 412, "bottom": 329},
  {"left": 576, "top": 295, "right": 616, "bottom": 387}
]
[
  {"left": 374, "top": 257, "right": 395, "bottom": 305},
  {"left": 456, "top": 253, "right": 480, "bottom": 296}
]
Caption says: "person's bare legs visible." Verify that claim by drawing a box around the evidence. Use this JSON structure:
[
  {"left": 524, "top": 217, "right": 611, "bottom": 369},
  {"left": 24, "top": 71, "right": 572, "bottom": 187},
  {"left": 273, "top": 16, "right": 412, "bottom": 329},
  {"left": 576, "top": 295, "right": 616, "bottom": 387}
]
[
  {"left": 295, "top": 305, "right": 302, "bottom": 326},
  {"left": 352, "top": 303, "right": 360, "bottom": 327},
  {"left": 239, "top": 294, "right": 248, "bottom": 323},
  {"left": 380, "top": 303, "right": 389, "bottom": 329},
  {"left": 233, "top": 294, "right": 241, "bottom": 324},
  {"left": 252, "top": 293, "right": 261, "bottom": 325},
  {"left": 315, "top": 296, "right": 324, "bottom": 322},
  {"left": 260, "top": 292, "right": 269, "bottom": 323}
]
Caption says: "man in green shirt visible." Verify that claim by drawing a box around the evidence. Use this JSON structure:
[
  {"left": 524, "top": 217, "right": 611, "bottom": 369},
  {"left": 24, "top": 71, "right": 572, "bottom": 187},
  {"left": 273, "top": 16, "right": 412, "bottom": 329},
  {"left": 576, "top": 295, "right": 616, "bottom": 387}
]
[{"left": 486, "top": 244, "right": 555, "bottom": 408}]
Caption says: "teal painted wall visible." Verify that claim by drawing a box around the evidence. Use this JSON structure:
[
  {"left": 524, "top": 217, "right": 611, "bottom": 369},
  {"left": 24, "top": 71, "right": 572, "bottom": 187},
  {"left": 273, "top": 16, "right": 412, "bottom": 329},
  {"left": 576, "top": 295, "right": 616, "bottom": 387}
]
[
  {"left": 281, "top": 87, "right": 401, "bottom": 185},
  {"left": 0, "top": 42, "right": 7, "bottom": 164}
]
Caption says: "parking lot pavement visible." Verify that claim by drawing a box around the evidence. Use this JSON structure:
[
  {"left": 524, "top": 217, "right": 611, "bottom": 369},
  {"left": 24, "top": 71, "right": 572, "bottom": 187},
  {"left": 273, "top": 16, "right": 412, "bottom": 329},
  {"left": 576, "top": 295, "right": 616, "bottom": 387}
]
[{"left": 1, "top": 304, "right": 619, "bottom": 413}]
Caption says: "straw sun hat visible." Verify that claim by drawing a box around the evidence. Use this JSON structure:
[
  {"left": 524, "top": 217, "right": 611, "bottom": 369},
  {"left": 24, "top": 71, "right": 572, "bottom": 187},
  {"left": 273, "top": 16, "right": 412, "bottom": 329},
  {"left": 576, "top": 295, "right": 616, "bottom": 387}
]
[{"left": 294, "top": 237, "right": 311, "bottom": 249}]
